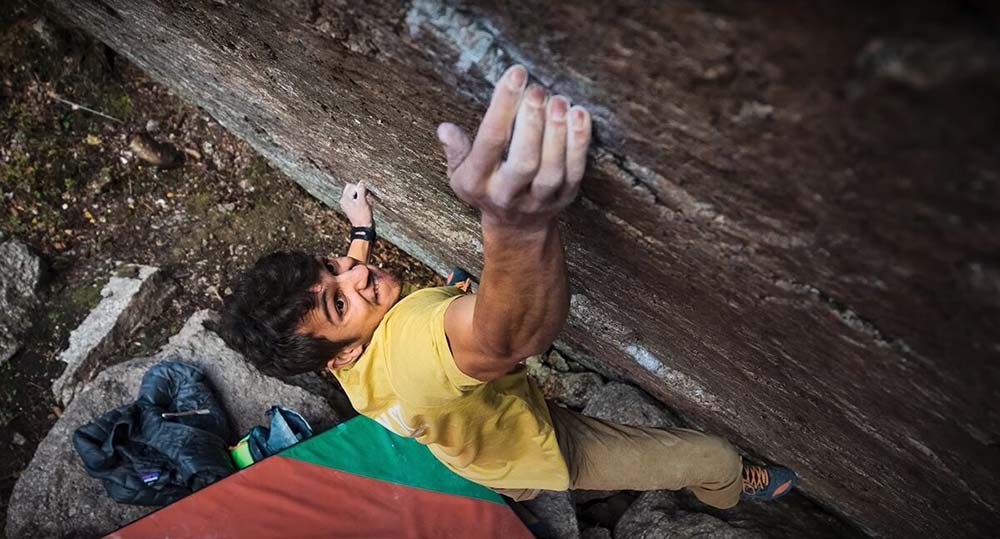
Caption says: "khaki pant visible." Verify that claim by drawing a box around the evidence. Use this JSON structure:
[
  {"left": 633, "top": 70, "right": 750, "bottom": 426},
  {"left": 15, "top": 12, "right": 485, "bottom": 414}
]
[{"left": 497, "top": 402, "right": 743, "bottom": 509}]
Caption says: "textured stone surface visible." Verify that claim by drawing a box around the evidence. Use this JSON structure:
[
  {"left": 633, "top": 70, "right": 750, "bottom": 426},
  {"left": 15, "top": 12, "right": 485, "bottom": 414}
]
[
  {"left": 51, "top": 264, "right": 175, "bottom": 405},
  {"left": 527, "top": 355, "right": 604, "bottom": 409},
  {"left": 671, "top": 488, "right": 857, "bottom": 539},
  {"left": 6, "top": 310, "right": 339, "bottom": 539},
  {"left": 582, "top": 382, "right": 680, "bottom": 428},
  {"left": 521, "top": 490, "right": 580, "bottom": 539},
  {"left": 46, "top": 1, "right": 1000, "bottom": 535},
  {"left": 580, "top": 527, "right": 611, "bottom": 539},
  {"left": 0, "top": 239, "right": 43, "bottom": 366},
  {"left": 615, "top": 491, "right": 759, "bottom": 539}
]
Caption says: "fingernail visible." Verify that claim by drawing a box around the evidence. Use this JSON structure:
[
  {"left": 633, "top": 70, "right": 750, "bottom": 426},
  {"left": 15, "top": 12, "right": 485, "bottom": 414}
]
[
  {"left": 550, "top": 97, "right": 568, "bottom": 120},
  {"left": 506, "top": 65, "right": 527, "bottom": 90},
  {"left": 527, "top": 84, "right": 545, "bottom": 106},
  {"left": 571, "top": 107, "right": 587, "bottom": 128}
]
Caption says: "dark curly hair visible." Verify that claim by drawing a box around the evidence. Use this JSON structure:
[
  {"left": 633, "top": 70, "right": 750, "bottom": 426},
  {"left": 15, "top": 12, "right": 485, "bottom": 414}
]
[{"left": 219, "top": 251, "right": 351, "bottom": 376}]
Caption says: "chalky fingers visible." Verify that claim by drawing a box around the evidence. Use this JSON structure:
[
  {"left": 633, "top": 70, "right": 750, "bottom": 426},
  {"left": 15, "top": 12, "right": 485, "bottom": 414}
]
[
  {"left": 500, "top": 84, "right": 548, "bottom": 193},
  {"left": 466, "top": 65, "right": 528, "bottom": 175},
  {"left": 531, "top": 95, "right": 570, "bottom": 202},
  {"left": 559, "top": 106, "right": 592, "bottom": 206}
]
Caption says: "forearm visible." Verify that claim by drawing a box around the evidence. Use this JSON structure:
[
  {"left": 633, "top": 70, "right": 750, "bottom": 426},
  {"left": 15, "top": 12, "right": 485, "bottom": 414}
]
[
  {"left": 473, "top": 218, "right": 569, "bottom": 359},
  {"left": 347, "top": 239, "right": 371, "bottom": 264}
]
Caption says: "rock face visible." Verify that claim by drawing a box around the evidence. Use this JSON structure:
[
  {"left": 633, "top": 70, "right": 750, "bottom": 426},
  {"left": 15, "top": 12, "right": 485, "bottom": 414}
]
[
  {"left": 526, "top": 355, "right": 604, "bottom": 409},
  {"left": 46, "top": 0, "right": 1000, "bottom": 535},
  {"left": 580, "top": 528, "right": 611, "bottom": 539},
  {"left": 0, "top": 239, "right": 43, "bottom": 366},
  {"left": 615, "top": 491, "right": 759, "bottom": 539},
  {"left": 521, "top": 491, "right": 580, "bottom": 539},
  {"left": 6, "top": 310, "right": 339, "bottom": 539},
  {"left": 52, "top": 264, "right": 175, "bottom": 405},
  {"left": 582, "top": 382, "right": 679, "bottom": 429}
]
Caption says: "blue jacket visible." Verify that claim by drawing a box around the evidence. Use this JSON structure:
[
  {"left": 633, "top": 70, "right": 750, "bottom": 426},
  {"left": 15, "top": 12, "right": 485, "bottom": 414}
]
[{"left": 73, "top": 360, "right": 234, "bottom": 505}]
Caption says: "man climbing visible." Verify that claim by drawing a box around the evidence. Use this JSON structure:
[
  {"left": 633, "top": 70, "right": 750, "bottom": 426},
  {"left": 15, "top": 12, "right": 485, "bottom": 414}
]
[{"left": 221, "top": 65, "right": 796, "bottom": 506}]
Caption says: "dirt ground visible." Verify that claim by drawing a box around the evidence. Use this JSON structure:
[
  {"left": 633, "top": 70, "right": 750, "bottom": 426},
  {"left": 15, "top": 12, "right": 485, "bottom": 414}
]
[{"left": 0, "top": 5, "right": 444, "bottom": 530}]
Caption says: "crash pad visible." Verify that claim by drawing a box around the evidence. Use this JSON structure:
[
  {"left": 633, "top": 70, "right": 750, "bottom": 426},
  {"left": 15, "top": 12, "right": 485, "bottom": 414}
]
[{"left": 107, "top": 415, "right": 533, "bottom": 538}]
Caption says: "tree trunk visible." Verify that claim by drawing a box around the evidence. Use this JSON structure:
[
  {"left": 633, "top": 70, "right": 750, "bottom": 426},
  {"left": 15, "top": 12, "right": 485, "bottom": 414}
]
[{"left": 48, "top": 0, "right": 1000, "bottom": 536}]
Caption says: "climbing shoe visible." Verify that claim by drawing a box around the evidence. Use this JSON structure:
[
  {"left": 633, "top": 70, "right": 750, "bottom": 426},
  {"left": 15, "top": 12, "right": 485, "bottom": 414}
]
[
  {"left": 446, "top": 267, "right": 475, "bottom": 293},
  {"left": 740, "top": 464, "right": 797, "bottom": 502}
]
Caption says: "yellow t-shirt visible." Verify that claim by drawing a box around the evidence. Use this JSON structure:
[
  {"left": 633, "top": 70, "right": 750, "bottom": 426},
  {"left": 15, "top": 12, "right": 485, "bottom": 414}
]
[{"left": 331, "top": 287, "right": 569, "bottom": 490}]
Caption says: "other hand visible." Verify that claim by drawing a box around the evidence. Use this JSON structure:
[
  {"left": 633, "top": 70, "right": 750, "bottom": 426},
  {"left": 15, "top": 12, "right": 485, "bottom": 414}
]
[
  {"left": 437, "top": 65, "right": 592, "bottom": 230},
  {"left": 340, "top": 180, "right": 373, "bottom": 227}
]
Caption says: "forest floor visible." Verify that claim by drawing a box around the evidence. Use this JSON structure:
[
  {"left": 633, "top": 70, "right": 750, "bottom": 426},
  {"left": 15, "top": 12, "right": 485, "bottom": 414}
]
[{"left": 0, "top": 5, "right": 444, "bottom": 530}]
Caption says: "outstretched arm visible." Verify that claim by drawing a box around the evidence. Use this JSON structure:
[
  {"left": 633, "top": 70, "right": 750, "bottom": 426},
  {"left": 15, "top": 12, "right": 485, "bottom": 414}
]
[
  {"left": 341, "top": 181, "right": 374, "bottom": 264},
  {"left": 441, "top": 65, "right": 592, "bottom": 382}
]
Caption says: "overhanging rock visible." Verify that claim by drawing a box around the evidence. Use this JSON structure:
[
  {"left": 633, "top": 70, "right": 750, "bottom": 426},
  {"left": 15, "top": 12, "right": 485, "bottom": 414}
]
[{"left": 48, "top": 1, "right": 1000, "bottom": 536}]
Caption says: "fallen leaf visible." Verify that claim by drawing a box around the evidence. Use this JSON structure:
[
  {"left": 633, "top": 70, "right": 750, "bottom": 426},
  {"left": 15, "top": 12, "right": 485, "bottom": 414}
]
[{"left": 129, "top": 133, "right": 183, "bottom": 169}]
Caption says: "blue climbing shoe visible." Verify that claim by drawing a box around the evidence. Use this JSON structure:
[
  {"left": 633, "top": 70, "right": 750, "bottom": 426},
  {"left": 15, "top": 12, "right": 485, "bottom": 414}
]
[
  {"left": 446, "top": 267, "right": 475, "bottom": 293},
  {"left": 740, "top": 464, "right": 797, "bottom": 502}
]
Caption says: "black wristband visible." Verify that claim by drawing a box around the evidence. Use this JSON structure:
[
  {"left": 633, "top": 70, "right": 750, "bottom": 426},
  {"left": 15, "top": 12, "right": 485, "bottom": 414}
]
[{"left": 350, "top": 225, "right": 376, "bottom": 242}]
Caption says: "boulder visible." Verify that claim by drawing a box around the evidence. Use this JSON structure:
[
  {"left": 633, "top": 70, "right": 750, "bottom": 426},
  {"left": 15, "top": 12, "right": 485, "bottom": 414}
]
[
  {"left": 526, "top": 355, "right": 604, "bottom": 409},
  {"left": 47, "top": 1, "right": 1000, "bottom": 534},
  {"left": 6, "top": 310, "right": 340, "bottom": 539},
  {"left": 580, "top": 528, "right": 611, "bottom": 539},
  {"left": 582, "top": 382, "right": 680, "bottom": 428},
  {"left": 614, "top": 490, "right": 760, "bottom": 539},
  {"left": 52, "top": 264, "right": 175, "bottom": 405},
  {"left": 520, "top": 490, "right": 580, "bottom": 539},
  {"left": 672, "top": 489, "right": 859, "bottom": 539},
  {"left": 0, "top": 239, "right": 43, "bottom": 366},
  {"left": 282, "top": 371, "right": 357, "bottom": 420},
  {"left": 544, "top": 349, "right": 571, "bottom": 372}
]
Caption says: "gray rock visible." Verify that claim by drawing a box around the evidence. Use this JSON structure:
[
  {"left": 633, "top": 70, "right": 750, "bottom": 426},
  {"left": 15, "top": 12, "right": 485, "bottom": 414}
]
[
  {"left": 580, "top": 527, "right": 611, "bottom": 539},
  {"left": 674, "top": 489, "right": 856, "bottom": 539},
  {"left": 6, "top": 309, "right": 340, "bottom": 539},
  {"left": 544, "top": 349, "right": 571, "bottom": 372},
  {"left": 52, "top": 264, "right": 175, "bottom": 406},
  {"left": 0, "top": 239, "right": 43, "bottom": 366},
  {"left": 283, "top": 371, "right": 357, "bottom": 420},
  {"left": 521, "top": 490, "right": 580, "bottom": 539},
  {"left": 615, "top": 491, "right": 761, "bottom": 539},
  {"left": 526, "top": 355, "right": 604, "bottom": 409},
  {"left": 582, "top": 382, "right": 680, "bottom": 428},
  {"left": 613, "top": 490, "right": 677, "bottom": 538}
]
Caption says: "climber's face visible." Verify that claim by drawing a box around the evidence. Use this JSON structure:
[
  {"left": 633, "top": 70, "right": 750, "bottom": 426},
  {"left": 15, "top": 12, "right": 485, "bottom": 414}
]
[{"left": 297, "top": 255, "right": 402, "bottom": 368}]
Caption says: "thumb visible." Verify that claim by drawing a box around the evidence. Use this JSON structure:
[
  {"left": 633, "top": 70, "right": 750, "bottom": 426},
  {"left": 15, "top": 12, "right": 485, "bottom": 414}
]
[
  {"left": 437, "top": 122, "right": 472, "bottom": 174},
  {"left": 340, "top": 182, "right": 354, "bottom": 203}
]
